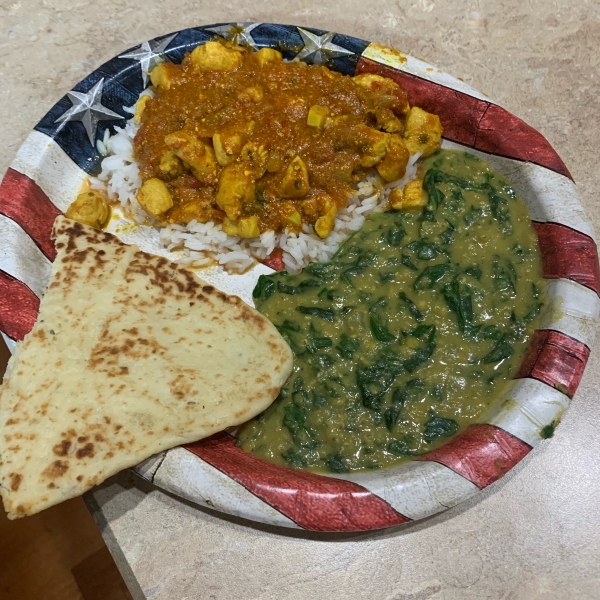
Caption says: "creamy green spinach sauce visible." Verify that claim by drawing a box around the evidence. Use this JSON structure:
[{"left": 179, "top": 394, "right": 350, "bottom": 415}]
[{"left": 238, "top": 150, "right": 543, "bottom": 473}]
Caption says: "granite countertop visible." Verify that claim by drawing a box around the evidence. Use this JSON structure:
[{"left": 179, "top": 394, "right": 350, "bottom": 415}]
[{"left": 2, "top": 1, "right": 600, "bottom": 598}]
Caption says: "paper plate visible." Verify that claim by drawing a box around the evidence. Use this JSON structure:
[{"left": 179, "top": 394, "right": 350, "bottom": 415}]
[{"left": 1, "top": 23, "right": 598, "bottom": 532}]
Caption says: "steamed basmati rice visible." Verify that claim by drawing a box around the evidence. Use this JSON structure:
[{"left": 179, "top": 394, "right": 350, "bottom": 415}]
[{"left": 90, "top": 97, "right": 421, "bottom": 274}]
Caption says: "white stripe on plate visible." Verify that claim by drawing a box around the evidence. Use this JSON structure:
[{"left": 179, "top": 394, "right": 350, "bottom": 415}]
[
  {"left": 362, "top": 44, "right": 492, "bottom": 102},
  {"left": 539, "top": 278, "right": 599, "bottom": 349},
  {"left": 330, "top": 461, "right": 478, "bottom": 521},
  {"left": 10, "top": 130, "right": 87, "bottom": 212},
  {"left": 484, "top": 378, "right": 570, "bottom": 447},
  {"left": 441, "top": 140, "right": 596, "bottom": 241},
  {"left": 1, "top": 333, "right": 16, "bottom": 353},
  {"left": 153, "top": 447, "right": 299, "bottom": 528},
  {"left": 0, "top": 214, "right": 52, "bottom": 297}
]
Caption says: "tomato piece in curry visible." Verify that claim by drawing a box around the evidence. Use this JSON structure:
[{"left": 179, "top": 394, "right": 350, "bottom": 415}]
[{"left": 132, "top": 39, "right": 442, "bottom": 239}]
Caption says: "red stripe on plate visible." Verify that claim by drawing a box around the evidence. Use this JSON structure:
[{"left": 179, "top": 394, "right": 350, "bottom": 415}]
[
  {"left": 475, "top": 104, "right": 571, "bottom": 179},
  {"left": 185, "top": 432, "right": 410, "bottom": 532},
  {"left": 0, "top": 270, "right": 40, "bottom": 341},
  {"left": 419, "top": 424, "right": 531, "bottom": 489},
  {"left": 355, "top": 58, "right": 571, "bottom": 179},
  {"left": 515, "top": 329, "right": 590, "bottom": 398},
  {"left": 532, "top": 222, "right": 600, "bottom": 296},
  {"left": 0, "top": 168, "right": 61, "bottom": 261}
]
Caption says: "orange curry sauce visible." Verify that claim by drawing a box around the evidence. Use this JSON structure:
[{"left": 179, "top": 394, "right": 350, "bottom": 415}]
[{"left": 133, "top": 41, "right": 413, "bottom": 236}]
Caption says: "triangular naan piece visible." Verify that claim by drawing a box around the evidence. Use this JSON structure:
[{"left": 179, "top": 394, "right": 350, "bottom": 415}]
[{"left": 0, "top": 216, "right": 292, "bottom": 519}]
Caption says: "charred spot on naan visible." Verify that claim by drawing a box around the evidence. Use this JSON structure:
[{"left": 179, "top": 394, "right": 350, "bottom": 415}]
[
  {"left": 41, "top": 460, "right": 69, "bottom": 480},
  {"left": 9, "top": 474, "right": 22, "bottom": 491}
]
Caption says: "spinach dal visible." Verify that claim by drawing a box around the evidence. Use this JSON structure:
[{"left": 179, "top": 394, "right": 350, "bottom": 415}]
[{"left": 238, "top": 150, "right": 544, "bottom": 473}]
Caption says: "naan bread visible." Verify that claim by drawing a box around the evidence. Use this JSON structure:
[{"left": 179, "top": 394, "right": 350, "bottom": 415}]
[{"left": 0, "top": 216, "right": 292, "bottom": 519}]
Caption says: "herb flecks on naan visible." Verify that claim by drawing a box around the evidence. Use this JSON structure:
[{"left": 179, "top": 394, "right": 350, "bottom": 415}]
[{"left": 0, "top": 216, "right": 292, "bottom": 519}]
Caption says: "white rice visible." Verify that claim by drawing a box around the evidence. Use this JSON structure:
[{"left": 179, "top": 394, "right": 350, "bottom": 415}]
[{"left": 91, "top": 96, "right": 421, "bottom": 274}]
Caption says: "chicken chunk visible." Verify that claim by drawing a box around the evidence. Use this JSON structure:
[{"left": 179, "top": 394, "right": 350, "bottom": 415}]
[
  {"left": 353, "top": 73, "right": 410, "bottom": 115},
  {"left": 222, "top": 215, "right": 260, "bottom": 238},
  {"left": 389, "top": 179, "right": 426, "bottom": 211},
  {"left": 374, "top": 107, "right": 403, "bottom": 133},
  {"left": 376, "top": 134, "right": 410, "bottom": 182},
  {"left": 239, "top": 86, "right": 264, "bottom": 102},
  {"left": 164, "top": 130, "right": 217, "bottom": 183},
  {"left": 149, "top": 63, "right": 176, "bottom": 90},
  {"left": 254, "top": 47, "right": 283, "bottom": 66},
  {"left": 315, "top": 204, "right": 337, "bottom": 238},
  {"left": 216, "top": 164, "right": 255, "bottom": 219},
  {"left": 134, "top": 95, "right": 151, "bottom": 125},
  {"left": 280, "top": 156, "right": 310, "bottom": 198},
  {"left": 213, "top": 132, "right": 244, "bottom": 167},
  {"left": 240, "top": 142, "right": 268, "bottom": 178},
  {"left": 356, "top": 125, "right": 390, "bottom": 168},
  {"left": 136, "top": 178, "right": 174, "bottom": 217},
  {"left": 158, "top": 151, "right": 183, "bottom": 178},
  {"left": 190, "top": 41, "right": 243, "bottom": 71},
  {"left": 403, "top": 107, "right": 443, "bottom": 156},
  {"left": 167, "top": 189, "right": 215, "bottom": 224},
  {"left": 66, "top": 190, "right": 110, "bottom": 229}
]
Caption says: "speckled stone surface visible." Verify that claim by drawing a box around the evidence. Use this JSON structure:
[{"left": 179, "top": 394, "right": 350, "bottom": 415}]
[{"left": 2, "top": 1, "right": 600, "bottom": 599}]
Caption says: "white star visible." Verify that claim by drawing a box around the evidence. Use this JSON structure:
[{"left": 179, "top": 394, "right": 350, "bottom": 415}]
[
  {"left": 205, "top": 22, "right": 262, "bottom": 49},
  {"left": 295, "top": 28, "right": 354, "bottom": 65},
  {"left": 54, "top": 78, "right": 122, "bottom": 146},
  {"left": 119, "top": 33, "right": 177, "bottom": 86}
]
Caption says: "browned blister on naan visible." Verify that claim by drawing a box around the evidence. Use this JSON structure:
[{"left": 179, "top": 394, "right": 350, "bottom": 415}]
[{"left": 0, "top": 216, "right": 292, "bottom": 519}]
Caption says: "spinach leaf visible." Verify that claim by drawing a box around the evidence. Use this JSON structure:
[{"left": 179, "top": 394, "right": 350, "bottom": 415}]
[
  {"left": 401, "top": 254, "right": 418, "bottom": 271},
  {"left": 464, "top": 266, "right": 482, "bottom": 280},
  {"left": 483, "top": 325, "right": 502, "bottom": 340},
  {"left": 296, "top": 306, "right": 334, "bottom": 322},
  {"left": 463, "top": 206, "right": 483, "bottom": 228},
  {"left": 407, "top": 240, "right": 444, "bottom": 261},
  {"left": 492, "top": 258, "right": 517, "bottom": 298},
  {"left": 488, "top": 189, "right": 512, "bottom": 234},
  {"left": 370, "top": 315, "right": 396, "bottom": 343},
  {"left": 439, "top": 221, "right": 455, "bottom": 245},
  {"left": 279, "top": 320, "right": 300, "bottom": 333},
  {"left": 442, "top": 279, "right": 473, "bottom": 332},
  {"left": 369, "top": 297, "right": 388, "bottom": 313},
  {"left": 482, "top": 339, "right": 514, "bottom": 364},
  {"left": 384, "top": 406, "right": 401, "bottom": 431},
  {"left": 524, "top": 303, "right": 542, "bottom": 323},
  {"left": 253, "top": 275, "right": 276, "bottom": 300},
  {"left": 312, "top": 337, "right": 333, "bottom": 349},
  {"left": 387, "top": 439, "right": 421, "bottom": 455},
  {"left": 325, "top": 453, "right": 350, "bottom": 473},
  {"left": 357, "top": 351, "right": 403, "bottom": 410},
  {"left": 412, "top": 324, "right": 437, "bottom": 343},
  {"left": 387, "top": 225, "right": 406, "bottom": 247},
  {"left": 399, "top": 292, "right": 424, "bottom": 322},
  {"left": 423, "top": 416, "right": 459, "bottom": 442},
  {"left": 423, "top": 168, "right": 446, "bottom": 212},
  {"left": 413, "top": 263, "right": 453, "bottom": 290},
  {"left": 277, "top": 282, "right": 298, "bottom": 295},
  {"left": 336, "top": 333, "right": 360, "bottom": 359},
  {"left": 404, "top": 343, "right": 435, "bottom": 372},
  {"left": 283, "top": 402, "right": 307, "bottom": 440},
  {"left": 282, "top": 448, "right": 307, "bottom": 468}
]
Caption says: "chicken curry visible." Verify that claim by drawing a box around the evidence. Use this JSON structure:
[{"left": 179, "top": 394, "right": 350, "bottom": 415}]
[{"left": 121, "top": 40, "right": 443, "bottom": 240}]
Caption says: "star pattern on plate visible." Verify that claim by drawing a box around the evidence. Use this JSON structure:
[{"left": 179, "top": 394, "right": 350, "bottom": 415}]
[
  {"left": 54, "top": 78, "right": 121, "bottom": 146},
  {"left": 205, "top": 22, "right": 262, "bottom": 49},
  {"left": 119, "top": 33, "right": 177, "bottom": 86},
  {"left": 295, "top": 28, "right": 354, "bottom": 65}
]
